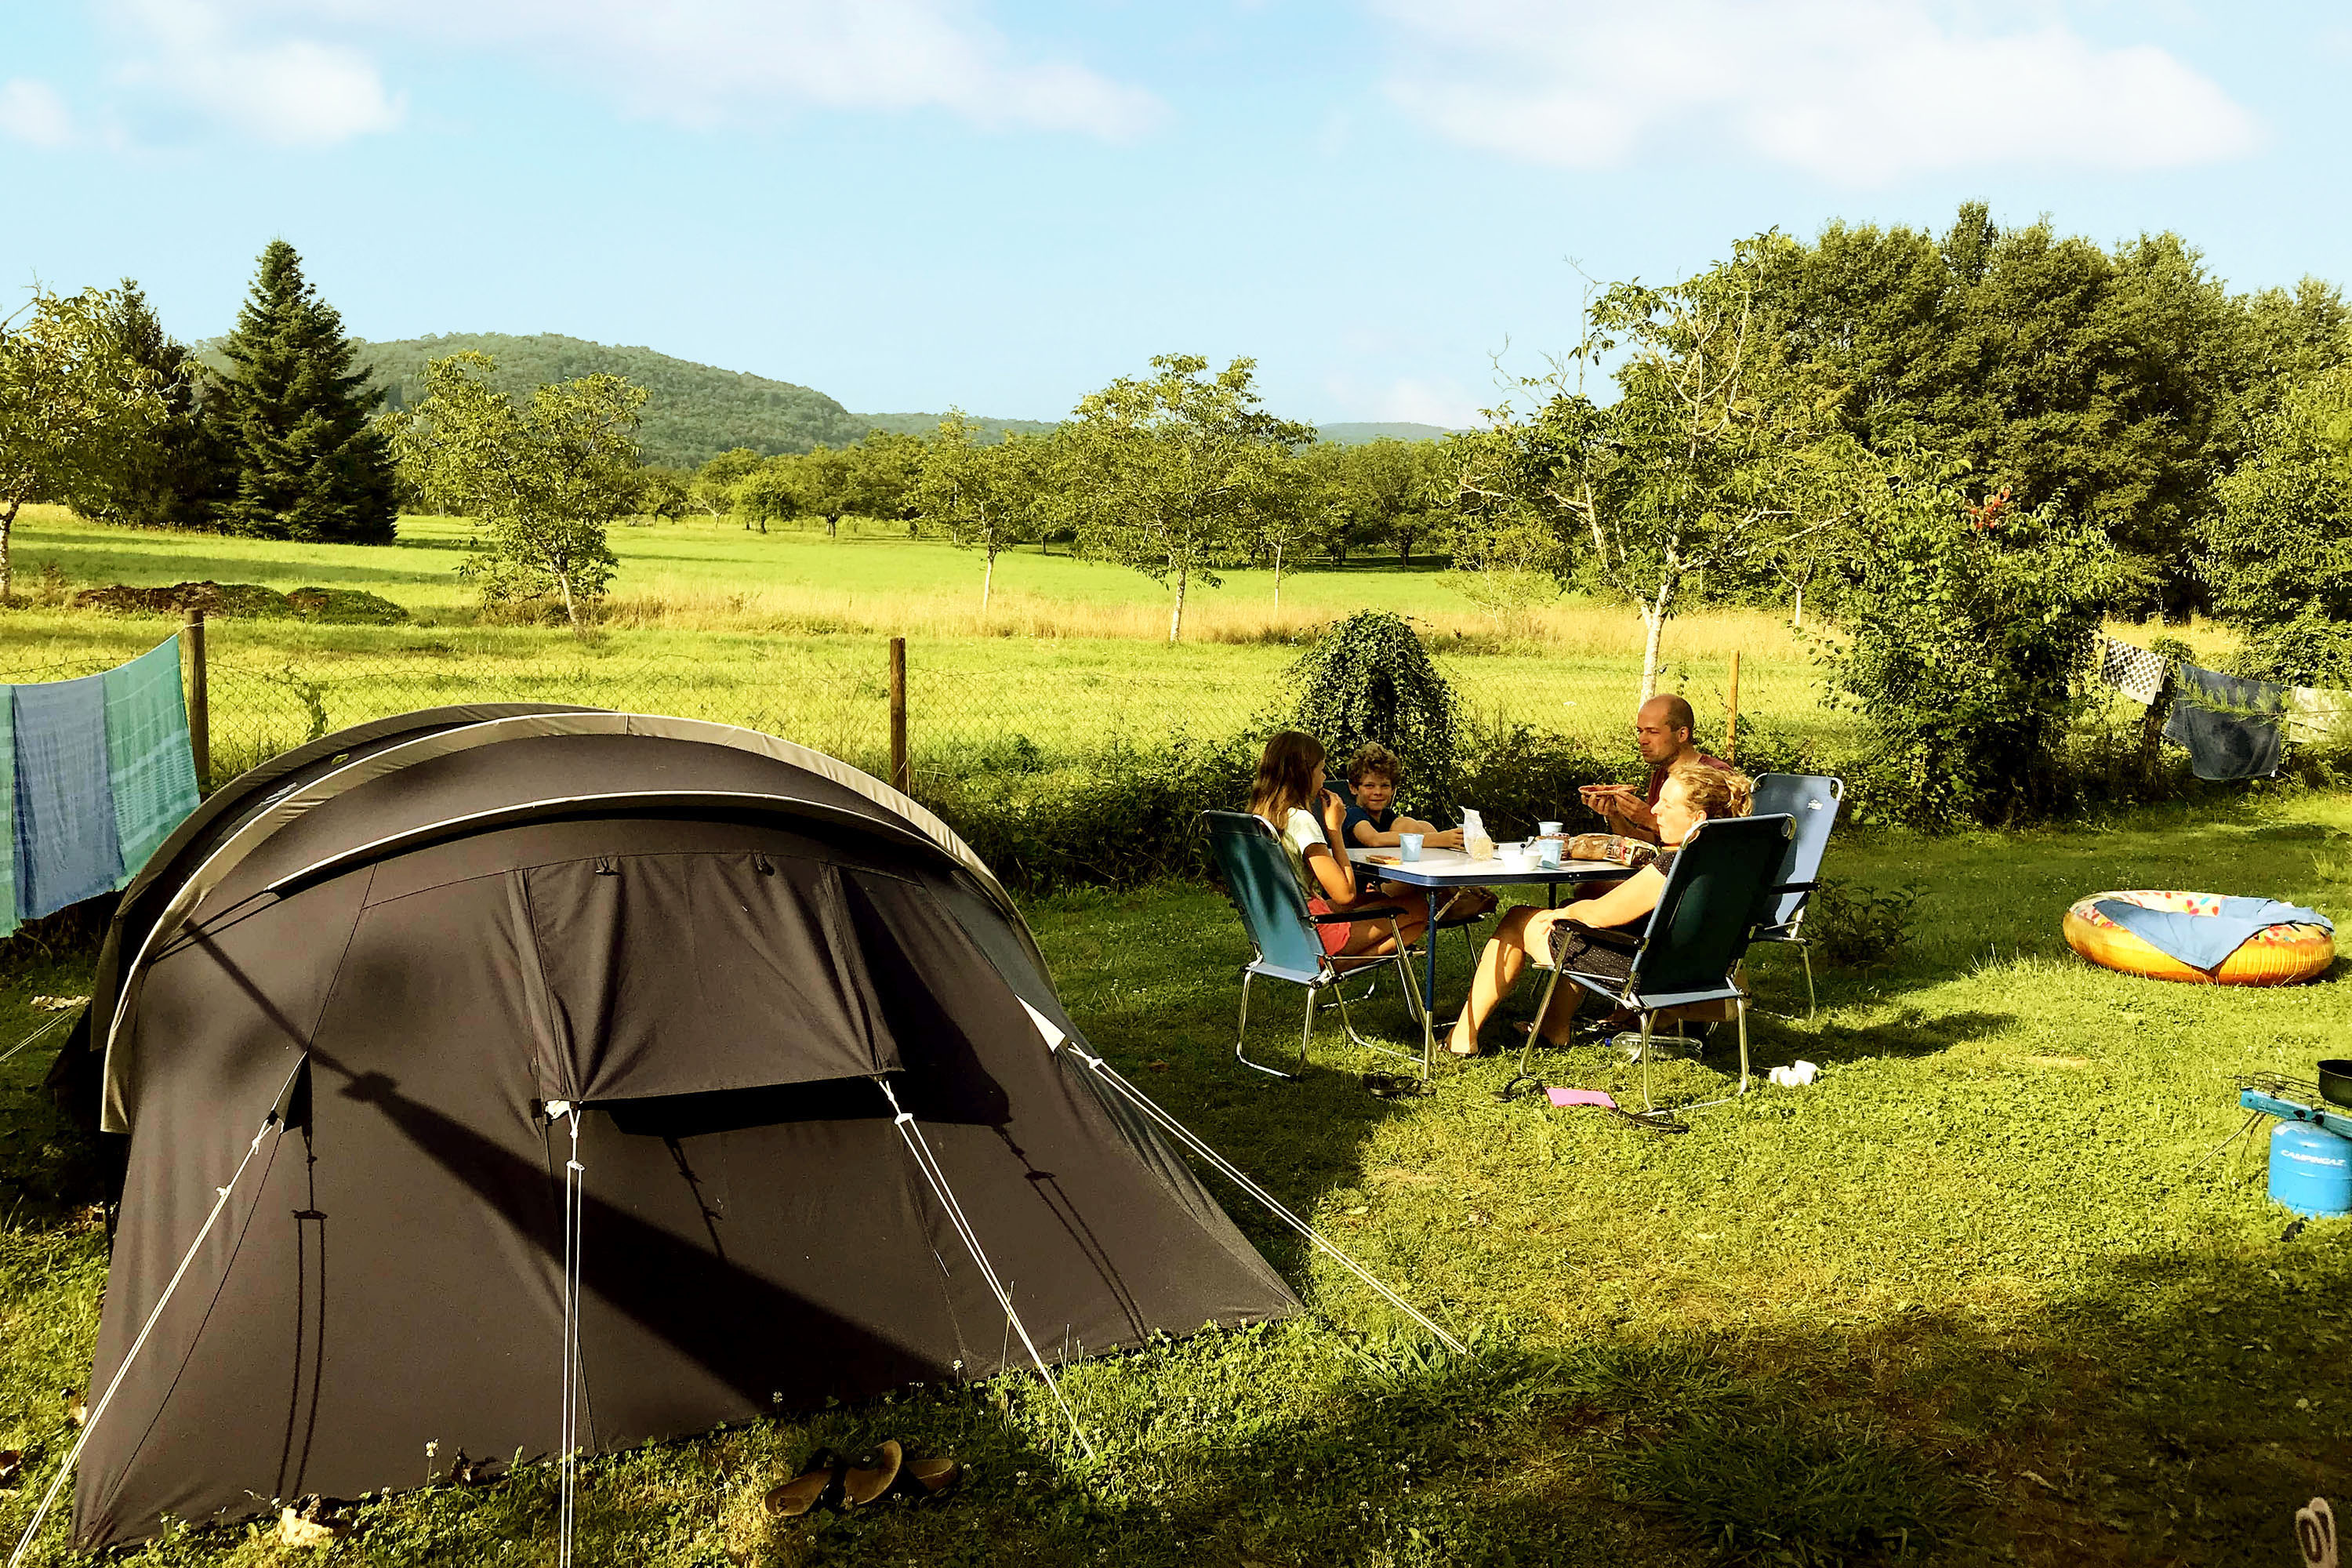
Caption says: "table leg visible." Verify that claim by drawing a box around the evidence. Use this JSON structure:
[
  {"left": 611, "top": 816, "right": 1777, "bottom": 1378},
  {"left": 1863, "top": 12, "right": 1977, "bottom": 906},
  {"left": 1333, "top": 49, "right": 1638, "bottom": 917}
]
[{"left": 1422, "top": 888, "right": 1441, "bottom": 1083}]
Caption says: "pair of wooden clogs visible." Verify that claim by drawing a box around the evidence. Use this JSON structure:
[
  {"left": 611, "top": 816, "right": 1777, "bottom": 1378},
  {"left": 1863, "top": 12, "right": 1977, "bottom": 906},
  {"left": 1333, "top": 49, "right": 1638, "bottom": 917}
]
[{"left": 764, "top": 1440, "right": 962, "bottom": 1517}]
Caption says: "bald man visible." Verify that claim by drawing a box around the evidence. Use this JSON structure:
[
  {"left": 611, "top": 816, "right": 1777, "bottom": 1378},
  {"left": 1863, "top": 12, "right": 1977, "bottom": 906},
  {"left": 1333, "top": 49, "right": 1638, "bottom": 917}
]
[{"left": 1578, "top": 694, "right": 1732, "bottom": 843}]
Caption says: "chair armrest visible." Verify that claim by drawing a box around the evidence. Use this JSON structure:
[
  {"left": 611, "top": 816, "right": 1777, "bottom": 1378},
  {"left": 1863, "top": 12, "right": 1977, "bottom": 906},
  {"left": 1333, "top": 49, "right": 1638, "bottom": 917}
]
[
  {"left": 1311, "top": 905, "right": 1406, "bottom": 924},
  {"left": 1768, "top": 880, "right": 1819, "bottom": 895}
]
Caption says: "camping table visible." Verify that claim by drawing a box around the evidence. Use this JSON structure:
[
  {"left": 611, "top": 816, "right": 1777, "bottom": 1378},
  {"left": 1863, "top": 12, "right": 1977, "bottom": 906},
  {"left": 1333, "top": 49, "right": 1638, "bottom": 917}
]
[{"left": 1346, "top": 846, "right": 1635, "bottom": 1079}]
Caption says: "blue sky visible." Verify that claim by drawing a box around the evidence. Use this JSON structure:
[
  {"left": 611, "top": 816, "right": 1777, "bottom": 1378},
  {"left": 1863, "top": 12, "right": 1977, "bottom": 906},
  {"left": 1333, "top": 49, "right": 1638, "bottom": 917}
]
[{"left": 3, "top": 2, "right": 2347, "bottom": 427}]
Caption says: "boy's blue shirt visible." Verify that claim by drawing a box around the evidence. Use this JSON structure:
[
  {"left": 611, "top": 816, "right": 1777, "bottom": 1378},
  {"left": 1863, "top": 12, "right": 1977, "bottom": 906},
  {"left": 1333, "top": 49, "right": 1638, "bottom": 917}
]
[{"left": 1343, "top": 800, "right": 1399, "bottom": 845}]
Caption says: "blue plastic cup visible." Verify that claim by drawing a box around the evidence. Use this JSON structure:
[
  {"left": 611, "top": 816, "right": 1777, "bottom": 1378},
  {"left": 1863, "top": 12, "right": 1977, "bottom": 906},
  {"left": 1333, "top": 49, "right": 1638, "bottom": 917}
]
[
  {"left": 1398, "top": 833, "right": 1423, "bottom": 862},
  {"left": 1538, "top": 837, "right": 1563, "bottom": 869},
  {"left": 1538, "top": 819, "right": 1563, "bottom": 837}
]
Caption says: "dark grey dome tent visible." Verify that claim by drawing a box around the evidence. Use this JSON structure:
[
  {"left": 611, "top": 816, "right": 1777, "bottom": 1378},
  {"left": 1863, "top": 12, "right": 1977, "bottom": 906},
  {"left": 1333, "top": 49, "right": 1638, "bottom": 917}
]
[{"left": 19, "top": 706, "right": 1450, "bottom": 1554}]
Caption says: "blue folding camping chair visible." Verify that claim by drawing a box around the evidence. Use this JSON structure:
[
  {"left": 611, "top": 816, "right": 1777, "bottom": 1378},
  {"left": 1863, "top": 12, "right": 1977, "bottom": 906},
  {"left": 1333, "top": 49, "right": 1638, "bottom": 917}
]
[
  {"left": 1202, "top": 810, "right": 1428, "bottom": 1081},
  {"left": 1504, "top": 812, "right": 1795, "bottom": 1117},
  {"left": 1747, "top": 774, "right": 1844, "bottom": 1016}
]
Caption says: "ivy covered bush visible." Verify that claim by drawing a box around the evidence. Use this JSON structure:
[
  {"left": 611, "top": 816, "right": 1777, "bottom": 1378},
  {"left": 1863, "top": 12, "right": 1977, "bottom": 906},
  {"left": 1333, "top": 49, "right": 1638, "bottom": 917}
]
[{"left": 1289, "top": 612, "right": 1458, "bottom": 803}]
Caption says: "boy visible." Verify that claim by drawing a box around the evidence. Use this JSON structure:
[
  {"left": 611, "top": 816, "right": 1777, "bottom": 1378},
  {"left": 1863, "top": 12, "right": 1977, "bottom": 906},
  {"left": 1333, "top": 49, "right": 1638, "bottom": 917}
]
[{"left": 1342, "top": 743, "right": 1465, "bottom": 851}]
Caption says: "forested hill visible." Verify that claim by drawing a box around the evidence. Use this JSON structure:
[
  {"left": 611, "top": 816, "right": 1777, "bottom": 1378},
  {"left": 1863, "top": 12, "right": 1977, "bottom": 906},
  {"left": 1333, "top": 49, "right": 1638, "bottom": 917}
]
[
  {"left": 345, "top": 333, "right": 869, "bottom": 467},
  {"left": 195, "top": 330, "right": 1458, "bottom": 465}
]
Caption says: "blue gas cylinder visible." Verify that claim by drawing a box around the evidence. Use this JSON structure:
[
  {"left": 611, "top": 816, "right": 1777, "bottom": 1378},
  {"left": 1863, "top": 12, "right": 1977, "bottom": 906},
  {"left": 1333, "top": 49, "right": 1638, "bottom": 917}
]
[{"left": 2269, "top": 1122, "right": 2352, "bottom": 1218}]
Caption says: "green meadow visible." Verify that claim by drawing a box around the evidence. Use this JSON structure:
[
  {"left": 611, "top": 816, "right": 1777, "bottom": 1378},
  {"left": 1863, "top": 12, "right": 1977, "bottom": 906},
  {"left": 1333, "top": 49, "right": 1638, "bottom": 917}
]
[
  {"left": 0, "top": 508, "right": 2236, "bottom": 782},
  {"left": 3, "top": 793, "right": 2349, "bottom": 1564}
]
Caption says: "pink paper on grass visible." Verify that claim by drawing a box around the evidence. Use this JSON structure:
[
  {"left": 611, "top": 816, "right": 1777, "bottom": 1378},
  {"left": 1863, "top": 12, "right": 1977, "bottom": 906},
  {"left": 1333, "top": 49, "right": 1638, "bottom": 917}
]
[{"left": 1547, "top": 1087, "right": 1617, "bottom": 1109}]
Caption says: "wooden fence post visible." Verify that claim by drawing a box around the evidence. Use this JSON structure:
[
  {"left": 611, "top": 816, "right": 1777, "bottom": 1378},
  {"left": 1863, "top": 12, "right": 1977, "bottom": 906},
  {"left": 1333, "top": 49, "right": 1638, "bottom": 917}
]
[
  {"left": 888, "top": 636, "right": 909, "bottom": 795},
  {"left": 183, "top": 608, "right": 210, "bottom": 788},
  {"left": 1724, "top": 650, "right": 1740, "bottom": 764}
]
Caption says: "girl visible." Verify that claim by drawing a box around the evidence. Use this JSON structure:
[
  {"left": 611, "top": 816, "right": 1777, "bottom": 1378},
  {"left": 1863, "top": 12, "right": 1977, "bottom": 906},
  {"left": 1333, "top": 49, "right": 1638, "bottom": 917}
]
[
  {"left": 1446, "top": 761, "right": 1753, "bottom": 1055},
  {"left": 1250, "top": 731, "right": 1430, "bottom": 964}
]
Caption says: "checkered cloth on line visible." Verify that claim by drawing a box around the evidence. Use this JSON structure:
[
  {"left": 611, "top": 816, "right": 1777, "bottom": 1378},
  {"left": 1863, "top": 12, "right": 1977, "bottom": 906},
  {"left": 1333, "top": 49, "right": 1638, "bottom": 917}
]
[{"left": 2097, "top": 636, "right": 2171, "bottom": 706}]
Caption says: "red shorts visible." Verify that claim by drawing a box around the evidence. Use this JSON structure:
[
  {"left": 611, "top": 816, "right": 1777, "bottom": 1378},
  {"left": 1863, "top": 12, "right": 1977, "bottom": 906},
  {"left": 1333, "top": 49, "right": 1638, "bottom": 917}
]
[{"left": 1305, "top": 898, "right": 1353, "bottom": 956}]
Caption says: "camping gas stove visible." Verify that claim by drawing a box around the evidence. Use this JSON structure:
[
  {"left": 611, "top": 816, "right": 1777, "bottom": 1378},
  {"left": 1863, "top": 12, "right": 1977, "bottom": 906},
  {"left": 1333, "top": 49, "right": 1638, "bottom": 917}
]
[{"left": 2238, "top": 1072, "right": 2352, "bottom": 1138}]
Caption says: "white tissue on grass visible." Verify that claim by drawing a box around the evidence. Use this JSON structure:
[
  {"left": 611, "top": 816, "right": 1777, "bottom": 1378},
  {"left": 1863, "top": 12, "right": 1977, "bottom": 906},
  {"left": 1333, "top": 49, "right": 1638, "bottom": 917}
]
[{"left": 1768, "top": 1061, "right": 1820, "bottom": 1088}]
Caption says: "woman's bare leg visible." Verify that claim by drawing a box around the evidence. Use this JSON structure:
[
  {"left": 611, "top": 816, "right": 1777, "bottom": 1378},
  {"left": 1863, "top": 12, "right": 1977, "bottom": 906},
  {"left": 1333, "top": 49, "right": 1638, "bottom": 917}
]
[
  {"left": 1447, "top": 906, "right": 1539, "bottom": 1052},
  {"left": 1531, "top": 983, "right": 1586, "bottom": 1047}
]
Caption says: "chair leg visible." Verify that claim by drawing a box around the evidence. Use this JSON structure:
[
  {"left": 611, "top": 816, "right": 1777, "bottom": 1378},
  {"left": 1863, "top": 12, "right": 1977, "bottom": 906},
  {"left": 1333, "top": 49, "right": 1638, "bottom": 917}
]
[
  {"left": 1800, "top": 942, "right": 1817, "bottom": 1020},
  {"left": 1234, "top": 969, "right": 1299, "bottom": 1080},
  {"left": 1733, "top": 995, "right": 1752, "bottom": 1096},
  {"left": 1499, "top": 959, "right": 1570, "bottom": 1101},
  {"left": 1637, "top": 1012, "right": 1657, "bottom": 1113}
]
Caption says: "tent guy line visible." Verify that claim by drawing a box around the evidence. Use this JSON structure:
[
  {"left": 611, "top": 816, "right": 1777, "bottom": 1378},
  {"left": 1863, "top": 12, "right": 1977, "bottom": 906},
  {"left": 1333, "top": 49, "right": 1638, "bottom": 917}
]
[
  {"left": 878, "top": 1076, "right": 1098, "bottom": 1461},
  {"left": 1018, "top": 1000, "right": 1473, "bottom": 1360},
  {"left": 7, "top": 1054, "right": 310, "bottom": 1568}
]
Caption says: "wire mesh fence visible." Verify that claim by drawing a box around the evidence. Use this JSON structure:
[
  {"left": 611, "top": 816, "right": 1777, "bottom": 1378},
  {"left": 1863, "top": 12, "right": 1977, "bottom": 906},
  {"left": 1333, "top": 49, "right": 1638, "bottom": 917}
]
[{"left": 0, "top": 621, "right": 1856, "bottom": 808}]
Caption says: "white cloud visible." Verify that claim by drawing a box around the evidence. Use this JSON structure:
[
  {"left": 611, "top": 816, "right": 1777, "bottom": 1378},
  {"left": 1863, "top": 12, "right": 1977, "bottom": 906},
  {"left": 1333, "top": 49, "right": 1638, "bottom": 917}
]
[
  {"left": 0, "top": 78, "right": 76, "bottom": 148},
  {"left": 102, "top": 0, "right": 1159, "bottom": 144},
  {"left": 107, "top": 0, "right": 402, "bottom": 146},
  {"left": 1375, "top": 0, "right": 2261, "bottom": 184}
]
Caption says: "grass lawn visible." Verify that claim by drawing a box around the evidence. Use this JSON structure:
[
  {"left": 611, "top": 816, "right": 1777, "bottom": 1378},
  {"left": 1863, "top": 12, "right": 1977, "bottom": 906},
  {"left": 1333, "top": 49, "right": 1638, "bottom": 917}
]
[{"left": 4, "top": 791, "right": 2350, "bottom": 1564}]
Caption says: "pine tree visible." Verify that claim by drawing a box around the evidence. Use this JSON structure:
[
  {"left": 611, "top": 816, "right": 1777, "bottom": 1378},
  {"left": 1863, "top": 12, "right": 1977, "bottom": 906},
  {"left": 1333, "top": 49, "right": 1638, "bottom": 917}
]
[
  {"left": 220, "top": 240, "right": 397, "bottom": 543},
  {"left": 63, "top": 282, "right": 235, "bottom": 531}
]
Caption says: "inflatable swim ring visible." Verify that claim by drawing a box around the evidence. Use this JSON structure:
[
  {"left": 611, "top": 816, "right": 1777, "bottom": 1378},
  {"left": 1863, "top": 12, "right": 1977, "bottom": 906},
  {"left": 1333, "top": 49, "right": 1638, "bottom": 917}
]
[{"left": 2064, "top": 889, "right": 2334, "bottom": 986}]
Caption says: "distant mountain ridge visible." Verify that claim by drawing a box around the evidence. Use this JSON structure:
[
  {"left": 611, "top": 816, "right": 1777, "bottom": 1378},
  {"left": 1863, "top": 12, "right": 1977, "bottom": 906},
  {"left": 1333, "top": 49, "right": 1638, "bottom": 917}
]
[
  {"left": 195, "top": 330, "right": 1458, "bottom": 465},
  {"left": 1315, "top": 422, "right": 1458, "bottom": 444}
]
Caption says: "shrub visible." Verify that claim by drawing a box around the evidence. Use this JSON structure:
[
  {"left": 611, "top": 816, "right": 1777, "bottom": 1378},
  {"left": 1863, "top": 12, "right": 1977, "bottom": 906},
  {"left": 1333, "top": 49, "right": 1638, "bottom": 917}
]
[
  {"left": 1805, "top": 881, "right": 1918, "bottom": 969},
  {"left": 1289, "top": 612, "right": 1457, "bottom": 803},
  {"left": 1821, "top": 460, "right": 2118, "bottom": 829},
  {"left": 1450, "top": 720, "right": 1611, "bottom": 840},
  {"left": 927, "top": 737, "right": 1258, "bottom": 894}
]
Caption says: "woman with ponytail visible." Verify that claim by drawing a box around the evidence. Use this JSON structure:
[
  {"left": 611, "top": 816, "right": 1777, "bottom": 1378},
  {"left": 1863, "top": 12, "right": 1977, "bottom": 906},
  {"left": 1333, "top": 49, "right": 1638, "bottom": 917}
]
[{"left": 1446, "top": 760, "right": 1753, "bottom": 1055}]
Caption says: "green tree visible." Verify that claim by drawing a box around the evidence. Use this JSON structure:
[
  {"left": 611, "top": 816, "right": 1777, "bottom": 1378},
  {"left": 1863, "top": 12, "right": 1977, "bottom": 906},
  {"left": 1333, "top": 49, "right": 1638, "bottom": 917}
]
[
  {"left": 1761, "top": 205, "right": 2249, "bottom": 615},
  {"left": 1460, "top": 237, "right": 1821, "bottom": 693},
  {"left": 2204, "top": 366, "right": 2352, "bottom": 684},
  {"left": 693, "top": 446, "right": 763, "bottom": 523},
  {"left": 62, "top": 282, "right": 234, "bottom": 532},
  {"left": 850, "top": 429, "right": 927, "bottom": 535},
  {"left": 634, "top": 467, "right": 692, "bottom": 523},
  {"left": 219, "top": 240, "right": 398, "bottom": 543},
  {"left": 387, "top": 351, "right": 645, "bottom": 625},
  {"left": 1294, "top": 439, "right": 1392, "bottom": 565},
  {"left": 0, "top": 285, "right": 162, "bottom": 601},
  {"left": 1820, "top": 449, "right": 2118, "bottom": 828},
  {"left": 1062, "top": 354, "right": 1312, "bottom": 643},
  {"left": 913, "top": 410, "right": 1045, "bottom": 612}
]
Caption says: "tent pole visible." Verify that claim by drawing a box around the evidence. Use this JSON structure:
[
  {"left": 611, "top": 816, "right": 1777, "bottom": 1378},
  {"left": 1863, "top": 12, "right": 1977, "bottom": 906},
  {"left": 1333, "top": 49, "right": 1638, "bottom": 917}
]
[
  {"left": 549, "top": 1103, "right": 586, "bottom": 1568},
  {"left": 6, "top": 1056, "right": 305, "bottom": 1568},
  {"left": 874, "top": 1080, "right": 1097, "bottom": 1461},
  {"left": 1058, "top": 1046, "right": 1473, "bottom": 1359}
]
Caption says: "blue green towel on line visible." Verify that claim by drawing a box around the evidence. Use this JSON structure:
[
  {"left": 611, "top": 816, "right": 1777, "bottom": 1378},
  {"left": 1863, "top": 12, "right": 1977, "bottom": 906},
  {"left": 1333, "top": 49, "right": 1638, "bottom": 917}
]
[{"left": 2, "top": 637, "right": 200, "bottom": 932}]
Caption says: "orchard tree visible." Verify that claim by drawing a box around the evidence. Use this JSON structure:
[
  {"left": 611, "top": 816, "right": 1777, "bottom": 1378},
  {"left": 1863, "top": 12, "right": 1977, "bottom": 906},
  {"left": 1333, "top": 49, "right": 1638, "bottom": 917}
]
[
  {"left": 387, "top": 351, "right": 645, "bottom": 625},
  {"left": 694, "top": 447, "right": 761, "bottom": 521},
  {"left": 219, "top": 240, "right": 398, "bottom": 543},
  {"left": 1062, "top": 354, "right": 1312, "bottom": 643},
  {"left": 1294, "top": 439, "right": 1391, "bottom": 565},
  {"left": 0, "top": 285, "right": 162, "bottom": 601},
  {"left": 913, "top": 409, "right": 1044, "bottom": 612},
  {"left": 1459, "top": 237, "right": 1824, "bottom": 695},
  {"left": 634, "top": 467, "right": 691, "bottom": 523}
]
